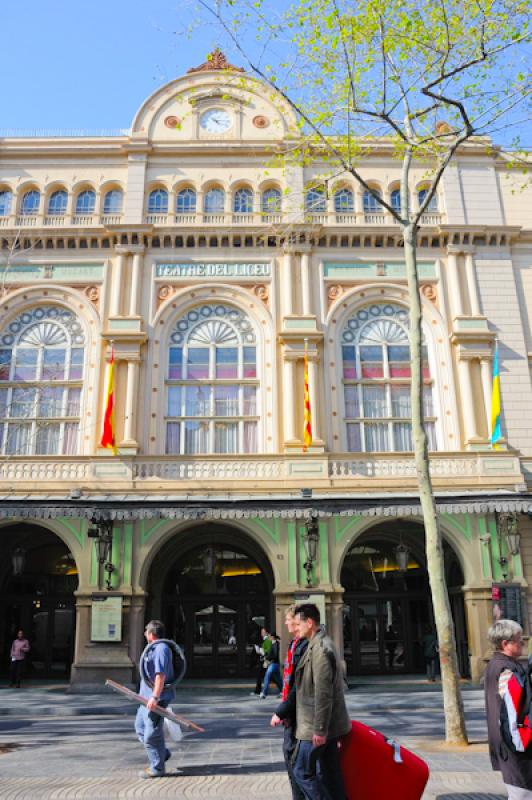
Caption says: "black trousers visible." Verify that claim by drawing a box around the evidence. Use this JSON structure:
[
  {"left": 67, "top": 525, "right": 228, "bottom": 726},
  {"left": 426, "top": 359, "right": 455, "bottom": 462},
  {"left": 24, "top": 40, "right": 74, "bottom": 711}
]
[
  {"left": 283, "top": 725, "right": 306, "bottom": 800},
  {"left": 9, "top": 660, "right": 24, "bottom": 687}
]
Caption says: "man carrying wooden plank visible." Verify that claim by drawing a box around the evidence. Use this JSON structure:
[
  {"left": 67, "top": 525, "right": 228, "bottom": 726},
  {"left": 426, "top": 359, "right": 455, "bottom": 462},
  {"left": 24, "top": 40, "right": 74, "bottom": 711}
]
[{"left": 135, "top": 620, "right": 175, "bottom": 779}]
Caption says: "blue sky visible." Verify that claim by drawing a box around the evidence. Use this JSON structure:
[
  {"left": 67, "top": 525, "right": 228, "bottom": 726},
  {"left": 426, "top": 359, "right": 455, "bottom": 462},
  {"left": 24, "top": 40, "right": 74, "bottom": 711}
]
[{"left": 0, "top": 0, "right": 223, "bottom": 131}]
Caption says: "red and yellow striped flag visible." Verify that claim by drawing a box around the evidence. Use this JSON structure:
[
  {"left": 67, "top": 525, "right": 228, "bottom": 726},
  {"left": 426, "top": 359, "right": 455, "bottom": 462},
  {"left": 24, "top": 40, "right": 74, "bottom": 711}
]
[
  {"left": 303, "top": 341, "right": 313, "bottom": 452},
  {"left": 100, "top": 345, "right": 116, "bottom": 453}
]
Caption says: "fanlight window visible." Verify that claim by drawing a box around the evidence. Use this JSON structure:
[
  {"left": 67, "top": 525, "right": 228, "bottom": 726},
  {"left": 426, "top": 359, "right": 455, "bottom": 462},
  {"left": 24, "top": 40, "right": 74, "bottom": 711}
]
[
  {"left": 261, "top": 188, "right": 281, "bottom": 213},
  {"left": 418, "top": 188, "right": 438, "bottom": 211},
  {"left": 306, "top": 186, "right": 326, "bottom": 213},
  {"left": 176, "top": 189, "right": 196, "bottom": 213},
  {"left": 103, "top": 190, "right": 123, "bottom": 214},
  {"left": 165, "top": 304, "right": 259, "bottom": 455},
  {"left": 148, "top": 189, "right": 168, "bottom": 214},
  {"left": 21, "top": 190, "right": 40, "bottom": 216},
  {"left": 75, "top": 190, "right": 95, "bottom": 214},
  {"left": 0, "top": 191, "right": 12, "bottom": 216},
  {"left": 48, "top": 190, "right": 68, "bottom": 215},
  {"left": 334, "top": 188, "right": 354, "bottom": 212},
  {"left": 0, "top": 306, "right": 85, "bottom": 456},
  {"left": 341, "top": 303, "right": 437, "bottom": 452},
  {"left": 363, "top": 190, "right": 382, "bottom": 212},
  {"left": 390, "top": 189, "right": 401, "bottom": 212},
  {"left": 233, "top": 188, "right": 253, "bottom": 213},
  {"left": 204, "top": 188, "right": 225, "bottom": 214}
]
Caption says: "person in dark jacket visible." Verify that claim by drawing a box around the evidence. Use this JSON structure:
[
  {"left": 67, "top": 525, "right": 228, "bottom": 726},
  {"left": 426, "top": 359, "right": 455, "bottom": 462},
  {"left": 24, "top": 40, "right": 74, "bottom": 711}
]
[
  {"left": 485, "top": 619, "right": 532, "bottom": 799},
  {"left": 270, "top": 605, "right": 309, "bottom": 800}
]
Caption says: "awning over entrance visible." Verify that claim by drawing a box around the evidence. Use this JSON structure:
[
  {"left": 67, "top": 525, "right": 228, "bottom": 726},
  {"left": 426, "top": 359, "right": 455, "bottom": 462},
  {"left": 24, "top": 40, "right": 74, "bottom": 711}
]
[{"left": 0, "top": 490, "right": 530, "bottom": 520}]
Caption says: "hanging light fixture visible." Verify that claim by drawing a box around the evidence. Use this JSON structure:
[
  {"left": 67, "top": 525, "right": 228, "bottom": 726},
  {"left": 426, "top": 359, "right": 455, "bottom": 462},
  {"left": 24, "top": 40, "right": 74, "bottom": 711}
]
[
  {"left": 303, "top": 515, "right": 320, "bottom": 587},
  {"left": 12, "top": 547, "right": 26, "bottom": 576},
  {"left": 395, "top": 541, "right": 410, "bottom": 573},
  {"left": 87, "top": 517, "right": 115, "bottom": 590}
]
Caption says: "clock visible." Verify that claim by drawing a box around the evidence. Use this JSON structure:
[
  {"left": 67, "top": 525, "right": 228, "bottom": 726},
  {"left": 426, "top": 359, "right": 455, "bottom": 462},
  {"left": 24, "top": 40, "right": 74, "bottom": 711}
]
[{"left": 200, "top": 109, "right": 232, "bottom": 134}]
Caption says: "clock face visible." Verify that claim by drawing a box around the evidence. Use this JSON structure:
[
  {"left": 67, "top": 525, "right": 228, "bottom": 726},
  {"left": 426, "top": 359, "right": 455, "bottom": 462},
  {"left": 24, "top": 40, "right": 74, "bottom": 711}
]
[{"left": 200, "top": 109, "right": 232, "bottom": 134}]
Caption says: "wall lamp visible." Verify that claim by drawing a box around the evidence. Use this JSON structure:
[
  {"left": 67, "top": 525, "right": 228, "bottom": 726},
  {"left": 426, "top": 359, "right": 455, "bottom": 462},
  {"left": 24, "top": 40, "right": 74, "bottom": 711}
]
[
  {"left": 495, "top": 511, "right": 520, "bottom": 581},
  {"left": 88, "top": 517, "right": 115, "bottom": 590},
  {"left": 303, "top": 514, "right": 320, "bottom": 587}
]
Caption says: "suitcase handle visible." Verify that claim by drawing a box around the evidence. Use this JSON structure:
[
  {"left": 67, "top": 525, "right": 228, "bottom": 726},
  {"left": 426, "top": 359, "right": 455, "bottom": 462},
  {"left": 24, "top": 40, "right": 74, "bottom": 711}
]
[{"left": 385, "top": 738, "right": 403, "bottom": 764}]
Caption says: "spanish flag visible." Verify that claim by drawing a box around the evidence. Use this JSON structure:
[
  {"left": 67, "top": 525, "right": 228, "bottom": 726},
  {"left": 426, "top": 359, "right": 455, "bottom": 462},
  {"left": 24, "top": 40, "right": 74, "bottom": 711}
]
[
  {"left": 100, "top": 345, "right": 116, "bottom": 453},
  {"left": 490, "top": 341, "right": 501, "bottom": 449},
  {"left": 303, "top": 340, "right": 313, "bottom": 452}
]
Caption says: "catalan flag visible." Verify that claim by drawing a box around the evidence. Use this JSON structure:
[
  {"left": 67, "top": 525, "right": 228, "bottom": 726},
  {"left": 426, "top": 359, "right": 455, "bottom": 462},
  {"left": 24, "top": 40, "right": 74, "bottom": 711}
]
[
  {"left": 303, "top": 340, "right": 313, "bottom": 452},
  {"left": 490, "top": 341, "right": 501, "bottom": 449},
  {"left": 100, "top": 344, "right": 116, "bottom": 453}
]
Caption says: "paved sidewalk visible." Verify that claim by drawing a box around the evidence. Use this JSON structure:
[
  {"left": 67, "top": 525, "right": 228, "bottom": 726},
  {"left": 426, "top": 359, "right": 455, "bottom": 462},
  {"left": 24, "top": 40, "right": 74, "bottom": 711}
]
[{"left": 0, "top": 682, "right": 506, "bottom": 799}]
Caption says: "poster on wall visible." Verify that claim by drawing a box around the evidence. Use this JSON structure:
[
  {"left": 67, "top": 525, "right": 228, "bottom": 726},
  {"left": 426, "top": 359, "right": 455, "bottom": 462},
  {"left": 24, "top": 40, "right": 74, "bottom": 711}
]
[
  {"left": 90, "top": 595, "right": 123, "bottom": 642},
  {"left": 293, "top": 591, "right": 327, "bottom": 625}
]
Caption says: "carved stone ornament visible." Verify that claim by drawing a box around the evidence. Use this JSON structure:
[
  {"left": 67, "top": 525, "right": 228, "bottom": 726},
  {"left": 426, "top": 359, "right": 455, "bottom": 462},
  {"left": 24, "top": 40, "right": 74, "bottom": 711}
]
[
  {"left": 164, "top": 116, "right": 182, "bottom": 129},
  {"left": 157, "top": 284, "right": 177, "bottom": 309},
  {"left": 328, "top": 284, "right": 344, "bottom": 301},
  {"left": 187, "top": 48, "right": 245, "bottom": 74},
  {"left": 253, "top": 284, "right": 269, "bottom": 304},
  {"left": 253, "top": 115, "right": 270, "bottom": 129},
  {"left": 421, "top": 284, "right": 438, "bottom": 304},
  {"left": 84, "top": 286, "right": 100, "bottom": 307}
]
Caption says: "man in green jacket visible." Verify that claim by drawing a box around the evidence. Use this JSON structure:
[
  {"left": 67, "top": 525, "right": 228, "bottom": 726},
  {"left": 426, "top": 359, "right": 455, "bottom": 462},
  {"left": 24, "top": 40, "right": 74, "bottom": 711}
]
[{"left": 292, "top": 603, "right": 350, "bottom": 800}]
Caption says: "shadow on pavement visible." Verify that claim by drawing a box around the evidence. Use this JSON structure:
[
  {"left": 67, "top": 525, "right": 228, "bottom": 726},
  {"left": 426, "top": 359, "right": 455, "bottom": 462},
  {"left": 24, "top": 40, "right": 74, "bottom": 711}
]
[
  {"left": 177, "top": 763, "right": 283, "bottom": 776},
  {"left": 435, "top": 795, "right": 506, "bottom": 799}
]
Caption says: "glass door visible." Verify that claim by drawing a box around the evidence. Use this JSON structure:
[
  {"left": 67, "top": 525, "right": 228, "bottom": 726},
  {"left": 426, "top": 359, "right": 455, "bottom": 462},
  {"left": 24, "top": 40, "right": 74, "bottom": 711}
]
[{"left": 348, "top": 597, "right": 409, "bottom": 674}]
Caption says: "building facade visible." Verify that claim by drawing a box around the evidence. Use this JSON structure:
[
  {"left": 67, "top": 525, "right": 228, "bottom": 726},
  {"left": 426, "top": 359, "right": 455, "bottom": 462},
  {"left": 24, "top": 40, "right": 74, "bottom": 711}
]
[{"left": 0, "top": 52, "right": 531, "bottom": 689}]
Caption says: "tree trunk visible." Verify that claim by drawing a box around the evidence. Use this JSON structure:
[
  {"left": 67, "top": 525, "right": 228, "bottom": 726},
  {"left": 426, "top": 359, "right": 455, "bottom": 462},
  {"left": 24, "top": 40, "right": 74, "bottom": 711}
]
[{"left": 403, "top": 221, "right": 468, "bottom": 746}]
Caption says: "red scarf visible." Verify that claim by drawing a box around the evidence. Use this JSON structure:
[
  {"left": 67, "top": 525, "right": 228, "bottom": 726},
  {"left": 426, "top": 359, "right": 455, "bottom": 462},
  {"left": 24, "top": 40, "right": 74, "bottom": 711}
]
[{"left": 281, "top": 638, "right": 299, "bottom": 701}]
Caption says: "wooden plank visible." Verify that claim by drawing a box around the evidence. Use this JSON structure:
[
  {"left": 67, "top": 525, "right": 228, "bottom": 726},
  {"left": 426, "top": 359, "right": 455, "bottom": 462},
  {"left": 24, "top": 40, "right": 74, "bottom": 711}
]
[{"left": 105, "top": 679, "right": 205, "bottom": 733}]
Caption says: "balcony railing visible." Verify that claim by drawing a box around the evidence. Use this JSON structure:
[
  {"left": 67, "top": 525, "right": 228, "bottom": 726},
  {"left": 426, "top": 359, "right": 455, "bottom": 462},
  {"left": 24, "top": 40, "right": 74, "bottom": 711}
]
[{"left": 0, "top": 451, "right": 523, "bottom": 491}]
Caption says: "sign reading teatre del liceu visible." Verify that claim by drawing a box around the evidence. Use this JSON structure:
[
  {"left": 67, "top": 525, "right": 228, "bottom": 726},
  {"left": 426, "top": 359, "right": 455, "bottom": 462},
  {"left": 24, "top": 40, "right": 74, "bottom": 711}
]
[{"left": 155, "top": 262, "right": 271, "bottom": 279}]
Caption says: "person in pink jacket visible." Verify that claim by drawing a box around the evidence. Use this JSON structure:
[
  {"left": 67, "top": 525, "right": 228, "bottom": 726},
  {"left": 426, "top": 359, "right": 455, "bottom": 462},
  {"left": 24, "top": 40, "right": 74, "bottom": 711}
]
[{"left": 10, "top": 630, "right": 30, "bottom": 688}]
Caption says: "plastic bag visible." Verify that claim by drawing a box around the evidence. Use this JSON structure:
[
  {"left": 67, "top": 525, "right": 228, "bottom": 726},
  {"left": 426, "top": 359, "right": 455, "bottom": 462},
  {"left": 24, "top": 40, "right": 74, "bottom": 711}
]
[{"left": 164, "top": 709, "right": 183, "bottom": 742}]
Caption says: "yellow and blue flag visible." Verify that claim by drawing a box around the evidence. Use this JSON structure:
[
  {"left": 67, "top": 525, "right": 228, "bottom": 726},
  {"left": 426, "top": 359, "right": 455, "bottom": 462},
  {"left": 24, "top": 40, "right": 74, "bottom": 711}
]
[{"left": 490, "top": 341, "right": 501, "bottom": 449}]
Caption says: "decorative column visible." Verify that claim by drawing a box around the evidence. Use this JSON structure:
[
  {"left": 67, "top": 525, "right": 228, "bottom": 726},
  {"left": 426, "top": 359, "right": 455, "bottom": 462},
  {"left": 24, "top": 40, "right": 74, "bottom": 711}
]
[
  {"left": 110, "top": 248, "right": 128, "bottom": 317},
  {"left": 457, "top": 358, "right": 479, "bottom": 444},
  {"left": 308, "top": 357, "right": 321, "bottom": 442},
  {"left": 121, "top": 360, "right": 140, "bottom": 449},
  {"left": 283, "top": 357, "right": 297, "bottom": 444},
  {"left": 301, "top": 251, "right": 312, "bottom": 316},
  {"left": 464, "top": 249, "right": 481, "bottom": 316},
  {"left": 446, "top": 248, "right": 464, "bottom": 318},
  {"left": 128, "top": 250, "right": 144, "bottom": 317},
  {"left": 282, "top": 250, "right": 294, "bottom": 317},
  {"left": 480, "top": 357, "right": 493, "bottom": 434}
]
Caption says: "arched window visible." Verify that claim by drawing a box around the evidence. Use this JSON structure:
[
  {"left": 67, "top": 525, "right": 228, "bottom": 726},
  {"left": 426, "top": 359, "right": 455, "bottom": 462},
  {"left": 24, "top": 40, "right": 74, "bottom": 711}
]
[
  {"left": 0, "top": 191, "right": 12, "bottom": 217},
  {"left": 0, "top": 306, "right": 85, "bottom": 456},
  {"left": 363, "top": 189, "right": 382, "bottom": 212},
  {"left": 165, "top": 304, "right": 259, "bottom": 455},
  {"left": 306, "top": 186, "right": 326, "bottom": 212},
  {"left": 75, "top": 190, "right": 95, "bottom": 214},
  {"left": 334, "top": 188, "right": 354, "bottom": 212},
  {"left": 418, "top": 188, "right": 438, "bottom": 211},
  {"left": 176, "top": 189, "right": 196, "bottom": 214},
  {"left": 390, "top": 189, "right": 401, "bottom": 212},
  {"left": 148, "top": 189, "right": 168, "bottom": 214},
  {"left": 103, "top": 189, "right": 123, "bottom": 214},
  {"left": 48, "top": 190, "right": 68, "bottom": 216},
  {"left": 233, "top": 188, "right": 253, "bottom": 213},
  {"left": 204, "top": 188, "right": 225, "bottom": 213},
  {"left": 261, "top": 188, "right": 281, "bottom": 213},
  {"left": 21, "top": 190, "right": 40, "bottom": 216},
  {"left": 340, "top": 303, "right": 436, "bottom": 452}
]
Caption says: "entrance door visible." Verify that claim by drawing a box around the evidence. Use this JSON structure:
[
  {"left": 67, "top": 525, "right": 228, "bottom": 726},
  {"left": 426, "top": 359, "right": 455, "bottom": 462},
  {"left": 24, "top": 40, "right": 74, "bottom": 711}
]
[{"left": 345, "top": 597, "right": 409, "bottom": 673}]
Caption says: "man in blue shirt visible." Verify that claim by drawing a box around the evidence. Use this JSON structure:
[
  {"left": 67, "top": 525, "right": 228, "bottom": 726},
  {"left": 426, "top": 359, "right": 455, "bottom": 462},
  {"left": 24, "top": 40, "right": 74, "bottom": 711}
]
[{"left": 135, "top": 619, "right": 175, "bottom": 778}]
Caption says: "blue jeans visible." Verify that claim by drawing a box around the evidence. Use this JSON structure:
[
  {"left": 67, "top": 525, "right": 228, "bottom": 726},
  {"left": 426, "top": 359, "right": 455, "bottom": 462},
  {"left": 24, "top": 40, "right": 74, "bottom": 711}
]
[
  {"left": 292, "top": 738, "right": 346, "bottom": 800},
  {"left": 261, "top": 663, "right": 283, "bottom": 696},
  {"left": 135, "top": 702, "right": 168, "bottom": 773}
]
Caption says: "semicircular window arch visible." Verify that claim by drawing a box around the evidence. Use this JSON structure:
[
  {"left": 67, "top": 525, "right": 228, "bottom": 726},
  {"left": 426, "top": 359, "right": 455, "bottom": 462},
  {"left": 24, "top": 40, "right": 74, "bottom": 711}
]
[
  {"left": 165, "top": 304, "right": 259, "bottom": 456},
  {"left": 0, "top": 306, "right": 86, "bottom": 456},
  {"left": 340, "top": 303, "right": 437, "bottom": 453}
]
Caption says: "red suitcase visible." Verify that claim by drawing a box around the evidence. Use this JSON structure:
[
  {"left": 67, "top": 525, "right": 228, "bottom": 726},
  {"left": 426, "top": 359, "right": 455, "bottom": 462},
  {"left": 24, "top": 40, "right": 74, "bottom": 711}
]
[{"left": 338, "top": 720, "right": 430, "bottom": 800}]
